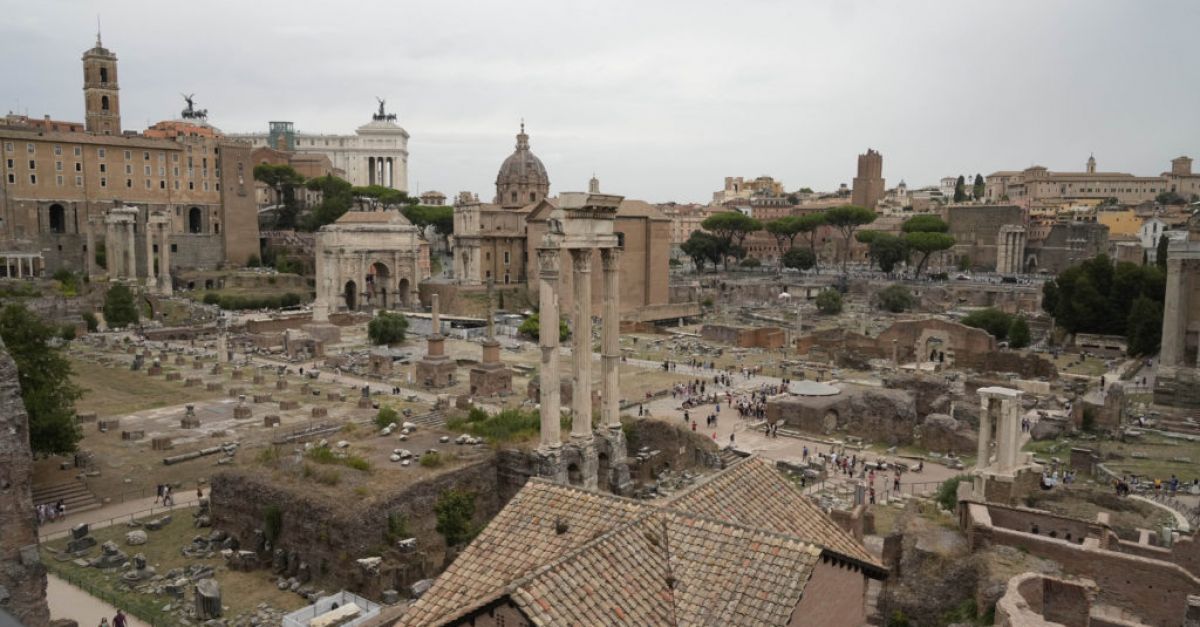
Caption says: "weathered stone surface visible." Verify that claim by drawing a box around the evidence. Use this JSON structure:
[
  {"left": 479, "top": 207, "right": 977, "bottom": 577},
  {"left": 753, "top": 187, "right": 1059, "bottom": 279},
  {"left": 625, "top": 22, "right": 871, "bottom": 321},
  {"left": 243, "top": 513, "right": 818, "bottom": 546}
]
[
  {"left": 0, "top": 338, "right": 49, "bottom": 626},
  {"left": 125, "top": 530, "right": 148, "bottom": 546},
  {"left": 916, "top": 413, "right": 978, "bottom": 454},
  {"left": 194, "top": 578, "right": 222, "bottom": 619}
]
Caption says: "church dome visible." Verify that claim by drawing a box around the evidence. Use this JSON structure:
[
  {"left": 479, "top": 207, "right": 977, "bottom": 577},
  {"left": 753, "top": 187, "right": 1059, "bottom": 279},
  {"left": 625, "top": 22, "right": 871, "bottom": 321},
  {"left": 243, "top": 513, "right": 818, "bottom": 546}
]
[{"left": 494, "top": 123, "right": 550, "bottom": 207}]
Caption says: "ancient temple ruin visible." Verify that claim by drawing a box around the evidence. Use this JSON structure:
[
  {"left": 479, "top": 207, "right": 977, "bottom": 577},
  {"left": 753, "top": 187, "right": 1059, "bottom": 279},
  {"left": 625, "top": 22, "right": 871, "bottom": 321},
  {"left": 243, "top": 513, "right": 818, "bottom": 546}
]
[{"left": 1155, "top": 215, "right": 1200, "bottom": 408}]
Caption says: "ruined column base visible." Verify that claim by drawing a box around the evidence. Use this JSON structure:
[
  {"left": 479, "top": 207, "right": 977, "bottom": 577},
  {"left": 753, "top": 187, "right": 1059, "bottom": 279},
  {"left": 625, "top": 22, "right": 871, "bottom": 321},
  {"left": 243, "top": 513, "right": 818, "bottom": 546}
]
[
  {"left": 469, "top": 362, "right": 513, "bottom": 397},
  {"left": 415, "top": 356, "right": 457, "bottom": 389},
  {"left": 534, "top": 445, "right": 568, "bottom": 484},
  {"left": 1154, "top": 366, "right": 1200, "bottom": 409},
  {"left": 596, "top": 425, "right": 633, "bottom": 496}
]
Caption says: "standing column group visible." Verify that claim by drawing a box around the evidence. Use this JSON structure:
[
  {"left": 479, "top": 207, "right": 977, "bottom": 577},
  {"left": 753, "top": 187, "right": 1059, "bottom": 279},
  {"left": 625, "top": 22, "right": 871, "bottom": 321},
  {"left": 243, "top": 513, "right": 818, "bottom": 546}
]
[
  {"left": 600, "top": 248, "right": 621, "bottom": 430},
  {"left": 537, "top": 247, "right": 562, "bottom": 448},
  {"left": 570, "top": 249, "right": 593, "bottom": 439}
]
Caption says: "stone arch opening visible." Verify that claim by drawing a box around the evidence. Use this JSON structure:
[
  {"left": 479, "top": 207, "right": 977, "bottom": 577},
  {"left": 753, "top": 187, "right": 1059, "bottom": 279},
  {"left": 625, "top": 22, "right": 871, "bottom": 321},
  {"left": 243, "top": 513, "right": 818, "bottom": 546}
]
[
  {"left": 397, "top": 277, "right": 410, "bottom": 308},
  {"left": 188, "top": 207, "right": 203, "bottom": 233},
  {"left": 99, "top": 66, "right": 108, "bottom": 83},
  {"left": 368, "top": 262, "right": 390, "bottom": 310},
  {"left": 1025, "top": 255, "right": 1038, "bottom": 272},
  {"left": 567, "top": 463, "right": 583, "bottom": 486},
  {"left": 48, "top": 204, "right": 66, "bottom": 234},
  {"left": 101, "top": 95, "right": 110, "bottom": 110},
  {"left": 343, "top": 280, "right": 358, "bottom": 311}
]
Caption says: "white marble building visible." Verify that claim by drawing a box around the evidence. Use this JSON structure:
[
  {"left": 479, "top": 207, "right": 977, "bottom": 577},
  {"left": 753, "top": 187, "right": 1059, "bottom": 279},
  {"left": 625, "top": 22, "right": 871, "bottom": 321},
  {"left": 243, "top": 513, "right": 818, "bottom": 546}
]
[{"left": 231, "top": 103, "right": 409, "bottom": 191}]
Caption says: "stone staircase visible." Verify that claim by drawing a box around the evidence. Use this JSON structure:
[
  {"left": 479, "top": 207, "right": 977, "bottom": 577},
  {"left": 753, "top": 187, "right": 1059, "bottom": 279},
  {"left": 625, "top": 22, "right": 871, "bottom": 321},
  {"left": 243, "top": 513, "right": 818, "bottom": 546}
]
[
  {"left": 32, "top": 480, "right": 100, "bottom": 515},
  {"left": 718, "top": 447, "right": 744, "bottom": 469},
  {"left": 408, "top": 411, "right": 446, "bottom": 430}
]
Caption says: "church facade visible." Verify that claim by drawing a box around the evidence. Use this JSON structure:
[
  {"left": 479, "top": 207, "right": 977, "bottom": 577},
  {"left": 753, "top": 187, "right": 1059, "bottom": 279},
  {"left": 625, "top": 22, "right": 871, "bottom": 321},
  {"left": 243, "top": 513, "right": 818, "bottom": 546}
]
[{"left": 447, "top": 125, "right": 678, "bottom": 320}]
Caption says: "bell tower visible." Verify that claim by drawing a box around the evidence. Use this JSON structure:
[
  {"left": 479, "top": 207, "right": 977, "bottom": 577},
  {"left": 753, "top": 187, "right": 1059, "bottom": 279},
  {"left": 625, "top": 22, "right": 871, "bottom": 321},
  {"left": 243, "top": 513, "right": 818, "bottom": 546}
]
[{"left": 82, "top": 30, "right": 121, "bottom": 135}]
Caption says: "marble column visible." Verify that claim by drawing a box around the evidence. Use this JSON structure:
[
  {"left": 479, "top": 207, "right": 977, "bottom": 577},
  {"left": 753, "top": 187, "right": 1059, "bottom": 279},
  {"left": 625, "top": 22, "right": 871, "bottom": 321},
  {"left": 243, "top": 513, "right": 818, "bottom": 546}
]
[
  {"left": 125, "top": 221, "right": 135, "bottom": 280},
  {"left": 538, "top": 247, "right": 562, "bottom": 449},
  {"left": 1161, "top": 258, "right": 1187, "bottom": 368},
  {"left": 143, "top": 217, "right": 155, "bottom": 286},
  {"left": 368, "top": 157, "right": 375, "bottom": 186},
  {"left": 976, "top": 396, "right": 993, "bottom": 470},
  {"left": 159, "top": 224, "right": 172, "bottom": 294},
  {"left": 570, "top": 249, "right": 593, "bottom": 438},
  {"left": 601, "top": 248, "right": 621, "bottom": 430}
]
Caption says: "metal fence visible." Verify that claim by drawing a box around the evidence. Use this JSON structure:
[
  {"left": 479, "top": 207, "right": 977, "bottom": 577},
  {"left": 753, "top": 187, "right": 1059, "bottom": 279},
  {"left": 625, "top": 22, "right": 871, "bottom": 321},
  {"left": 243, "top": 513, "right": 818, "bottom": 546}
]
[{"left": 49, "top": 566, "right": 175, "bottom": 626}]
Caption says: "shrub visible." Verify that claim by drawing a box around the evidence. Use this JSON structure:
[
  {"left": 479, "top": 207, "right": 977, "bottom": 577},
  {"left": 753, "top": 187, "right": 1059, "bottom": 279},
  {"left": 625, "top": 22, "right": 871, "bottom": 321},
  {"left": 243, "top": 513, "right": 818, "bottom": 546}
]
[
  {"left": 82, "top": 312, "right": 98, "bottom": 332},
  {"left": 1008, "top": 316, "right": 1031, "bottom": 349},
  {"left": 202, "top": 292, "right": 221, "bottom": 305},
  {"left": 435, "top": 489, "right": 477, "bottom": 546},
  {"left": 59, "top": 325, "right": 76, "bottom": 341},
  {"left": 386, "top": 513, "right": 411, "bottom": 543},
  {"left": 368, "top": 311, "right": 409, "bottom": 345},
  {"left": 876, "top": 285, "right": 914, "bottom": 313},
  {"left": 420, "top": 451, "right": 444, "bottom": 468},
  {"left": 246, "top": 254, "right": 262, "bottom": 267},
  {"left": 376, "top": 405, "right": 398, "bottom": 430},
  {"left": 961, "top": 308, "right": 1013, "bottom": 342},
  {"left": 103, "top": 283, "right": 140, "bottom": 329},
  {"left": 815, "top": 288, "right": 843, "bottom": 315},
  {"left": 739, "top": 257, "right": 761, "bottom": 268},
  {"left": 302, "top": 463, "right": 341, "bottom": 486},
  {"left": 307, "top": 446, "right": 371, "bottom": 472},
  {"left": 517, "top": 313, "right": 569, "bottom": 342},
  {"left": 935, "top": 475, "right": 969, "bottom": 511}
]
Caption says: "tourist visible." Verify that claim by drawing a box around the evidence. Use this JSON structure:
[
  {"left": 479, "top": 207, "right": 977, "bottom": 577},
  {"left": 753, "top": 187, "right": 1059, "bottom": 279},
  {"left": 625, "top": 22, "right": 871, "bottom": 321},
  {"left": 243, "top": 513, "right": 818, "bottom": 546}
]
[
  {"left": 154, "top": 484, "right": 163, "bottom": 505},
  {"left": 691, "top": 421, "right": 697, "bottom": 432},
  {"left": 113, "top": 611, "right": 127, "bottom": 627},
  {"left": 729, "top": 433, "right": 735, "bottom": 448},
  {"left": 802, "top": 446, "right": 809, "bottom": 461}
]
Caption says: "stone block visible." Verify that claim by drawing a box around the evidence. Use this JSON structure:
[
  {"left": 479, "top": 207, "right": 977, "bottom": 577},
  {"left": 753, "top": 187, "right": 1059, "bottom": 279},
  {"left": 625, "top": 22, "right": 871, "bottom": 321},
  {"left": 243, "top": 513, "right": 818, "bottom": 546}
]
[
  {"left": 98, "top": 419, "right": 120, "bottom": 431},
  {"left": 185, "top": 377, "right": 201, "bottom": 387},
  {"left": 234, "top": 405, "right": 252, "bottom": 420},
  {"left": 147, "top": 365, "right": 162, "bottom": 376},
  {"left": 120, "top": 430, "right": 145, "bottom": 441},
  {"left": 210, "top": 364, "right": 223, "bottom": 375},
  {"left": 253, "top": 394, "right": 273, "bottom": 404},
  {"left": 70, "top": 523, "right": 90, "bottom": 540},
  {"left": 263, "top": 415, "right": 280, "bottom": 427},
  {"left": 206, "top": 382, "right": 222, "bottom": 391},
  {"left": 311, "top": 407, "right": 328, "bottom": 418},
  {"left": 165, "top": 372, "right": 182, "bottom": 381},
  {"left": 231, "top": 369, "right": 243, "bottom": 380},
  {"left": 76, "top": 412, "right": 97, "bottom": 423},
  {"left": 276, "top": 379, "right": 288, "bottom": 390},
  {"left": 125, "top": 530, "right": 148, "bottom": 546},
  {"left": 279, "top": 400, "right": 299, "bottom": 410},
  {"left": 253, "top": 374, "right": 265, "bottom": 384},
  {"left": 151, "top": 437, "right": 173, "bottom": 451},
  {"left": 228, "top": 387, "right": 244, "bottom": 397},
  {"left": 174, "top": 356, "right": 187, "bottom": 365}
]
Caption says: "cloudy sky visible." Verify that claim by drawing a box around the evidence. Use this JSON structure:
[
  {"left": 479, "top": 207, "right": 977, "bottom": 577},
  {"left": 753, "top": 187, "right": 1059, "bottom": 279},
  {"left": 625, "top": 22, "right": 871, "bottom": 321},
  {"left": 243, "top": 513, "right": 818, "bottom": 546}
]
[{"left": 2, "top": 0, "right": 1196, "bottom": 203}]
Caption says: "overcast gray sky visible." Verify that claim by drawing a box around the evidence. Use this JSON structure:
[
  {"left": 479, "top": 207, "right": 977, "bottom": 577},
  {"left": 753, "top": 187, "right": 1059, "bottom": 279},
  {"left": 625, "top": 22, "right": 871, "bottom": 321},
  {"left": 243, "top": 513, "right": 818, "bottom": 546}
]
[{"left": 2, "top": 0, "right": 1196, "bottom": 203}]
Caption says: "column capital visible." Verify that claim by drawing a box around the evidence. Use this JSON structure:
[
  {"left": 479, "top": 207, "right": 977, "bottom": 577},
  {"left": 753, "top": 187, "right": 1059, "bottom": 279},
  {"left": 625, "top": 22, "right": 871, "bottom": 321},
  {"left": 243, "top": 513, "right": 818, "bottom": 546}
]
[
  {"left": 537, "top": 247, "right": 560, "bottom": 277},
  {"left": 569, "top": 248, "right": 592, "bottom": 273},
  {"left": 600, "top": 246, "right": 621, "bottom": 272}
]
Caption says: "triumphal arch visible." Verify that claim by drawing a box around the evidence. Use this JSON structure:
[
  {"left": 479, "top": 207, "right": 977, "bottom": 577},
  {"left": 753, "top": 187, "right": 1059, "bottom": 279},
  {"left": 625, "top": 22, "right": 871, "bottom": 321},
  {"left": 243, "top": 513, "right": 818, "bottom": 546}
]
[{"left": 313, "top": 210, "right": 429, "bottom": 321}]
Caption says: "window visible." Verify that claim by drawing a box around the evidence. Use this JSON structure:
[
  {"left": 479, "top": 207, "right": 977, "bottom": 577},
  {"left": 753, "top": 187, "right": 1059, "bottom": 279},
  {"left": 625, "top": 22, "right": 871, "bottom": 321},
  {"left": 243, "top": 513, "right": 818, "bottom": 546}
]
[
  {"left": 123, "top": 150, "right": 131, "bottom": 160},
  {"left": 75, "top": 176, "right": 83, "bottom": 187},
  {"left": 158, "top": 166, "right": 165, "bottom": 176},
  {"left": 48, "top": 204, "right": 65, "bottom": 233},
  {"left": 100, "top": 177, "right": 107, "bottom": 188},
  {"left": 26, "top": 143, "right": 34, "bottom": 153},
  {"left": 98, "top": 148, "right": 106, "bottom": 158},
  {"left": 28, "top": 160, "right": 36, "bottom": 170},
  {"left": 99, "top": 66, "right": 108, "bottom": 83},
  {"left": 188, "top": 181, "right": 194, "bottom": 190},
  {"left": 5, "top": 159, "right": 11, "bottom": 169},
  {"left": 73, "top": 146, "right": 81, "bottom": 157},
  {"left": 144, "top": 165, "right": 151, "bottom": 176},
  {"left": 101, "top": 96, "right": 110, "bottom": 110},
  {"left": 29, "top": 174, "right": 37, "bottom": 184},
  {"left": 124, "top": 164, "right": 132, "bottom": 174},
  {"left": 126, "top": 178, "right": 132, "bottom": 188},
  {"left": 503, "top": 251, "right": 510, "bottom": 265},
  {"left": 143, "top": 151, "right": 150, "bottom": 160},
  {"left": 172, "top": 154, "right": 179, "bottom": 163},
  {"left": 99, "top": 163, "right": 106, "bottom": 173},
  {"left": 6, "top": 173, "right": 13, "bottom": 184},
  {"left": 202, "top": 181, "right": 209, "bottom": 192},
  {"left": 145, "top": 179, "right": 151, "bottom": 189},
  {"left": 55, "top": 161, "right": 62, "bottom": 171},
  {"left": 159, "top": 180, "right": 166, "bottom": 190},
  {"left": 173, "top": 167, "right": 179, "bottom": 176},
  {"left": 75, "top": 162, "right": 81, "bottom": 172},
  {"left": 174, "top": 180, "right": 180, "bottom": 190},
  {"left": 56, "top": 175, "right": 63, "bottom": 186},
  {"left": 3, "top": 142, "right": 12, "bottom": 152},
  {"left": 170, "top": 244, "right": 177, "bottom": 253},
  {"left": 53, "top": 144, "right": 62, "bottom": 156}
]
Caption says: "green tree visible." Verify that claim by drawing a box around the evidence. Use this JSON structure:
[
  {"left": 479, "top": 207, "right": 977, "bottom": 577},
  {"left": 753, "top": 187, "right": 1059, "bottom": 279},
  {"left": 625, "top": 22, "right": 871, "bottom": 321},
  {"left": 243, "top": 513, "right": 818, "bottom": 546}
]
[
  {"left": 1008, "top": 316, "right": 1031, "bottom": 348},
  {"left": 82, "top": 312, "right": 98, "bottom": 333},
  {"left": 401, "top": 205, "right": 455, "bottom": 236},
  {"left": 1126, "top": 296, "right": 1163, "bottom": 356},
  {"left": 367, "top": 312, "right": 409, "bottom": 345},
  {"left": 961, "top": 308, "right": 1013, "bottom": 341},
  {"left": 956, "top": 255, "right": 971, "bottom": 272},
  {"left": 858, "top": 231, "right": 907, "bottom": 273},
  {"left": 781, "top": 247, "right": 816, "bottom": 272},
  {"left": 517, "top": 313, "right": 569, "bottom": 342},
  {"left": 1044, "top": 256, "right": 1164, "bottom": 337},
  {"left": 253, "top": 163, "right": 306, "bottom": 228},
  {"left": 680, "top": 231, "right": 724, "bottom": 272},
  {"left": 102, "top": 283, "right": 139, "bottom": 329},
  {"left": 794, "top": 212, "right": 828, "bottom": 271},
  {"left": 876, "top": 285, "right": 915, "bottom": 313},
  {"left": 765, "top": 217, "right": 805, "bottom": 263},
  {"left": 435, "top": 489, "right": 478, "bottom": 546},
  {"left": 302, "top": 175, "right": 355, "bottom": 230},
  {"left": 1156, "top": 234, "right": 1170, "bottom": 270},
  {"left": 701, "top": 212, "right": 762, "bottom": 269},
  {"left": 1156, "top": 191, "right": 1187, "bottom": 205},
  {"left": 376, "top": 405, "right": 399, "bottom": 430},
  {"left": 953, "top": 174, "right": 966, "bottom": 202},
  {"left": 0, "top": 304, "right": 83, "bottom": 454},
  {"left": 823, "top": 205, "right": 876, "bottom": 271},
  {"left": 901, "top": 215, "right": 955, "bottom": 277},
  {"left": 815, "top": 288, "right": 843, "bottom": 315},
  {"left": 972, "top": 173, "right": 985, "bottom": 200}
]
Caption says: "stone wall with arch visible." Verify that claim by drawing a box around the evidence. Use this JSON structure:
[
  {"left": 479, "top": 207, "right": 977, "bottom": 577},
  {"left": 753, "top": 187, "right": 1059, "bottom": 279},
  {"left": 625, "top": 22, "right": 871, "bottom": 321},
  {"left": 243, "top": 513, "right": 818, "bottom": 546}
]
[{"left": 312, "top": 211, "right": 429, "bottom": 321}]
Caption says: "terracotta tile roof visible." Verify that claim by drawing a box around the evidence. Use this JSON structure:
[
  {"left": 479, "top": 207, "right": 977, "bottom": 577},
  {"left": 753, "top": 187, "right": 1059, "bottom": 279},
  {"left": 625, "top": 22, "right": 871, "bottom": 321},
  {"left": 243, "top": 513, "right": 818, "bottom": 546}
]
[
  {"left": 398, "top": 456, "right": 879, "bottom": 626},
  {"left": 668, "top": 456, "right": 881, "bottom": 569},
  {"left": 397, "top": 481, "right": 646, "bottom": 626}
]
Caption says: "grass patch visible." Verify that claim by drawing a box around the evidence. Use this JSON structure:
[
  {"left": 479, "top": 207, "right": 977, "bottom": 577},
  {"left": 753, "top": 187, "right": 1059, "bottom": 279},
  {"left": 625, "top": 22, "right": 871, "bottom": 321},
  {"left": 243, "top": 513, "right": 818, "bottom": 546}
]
[
  {"left": 446, "top": 407, "right": 570, "bottom": 445},
  {"left": 302, "top": 463, "right": 341, "bottom": 486},
  {"left": 306, "top": 446, "right": 371, "bottom": 472}
]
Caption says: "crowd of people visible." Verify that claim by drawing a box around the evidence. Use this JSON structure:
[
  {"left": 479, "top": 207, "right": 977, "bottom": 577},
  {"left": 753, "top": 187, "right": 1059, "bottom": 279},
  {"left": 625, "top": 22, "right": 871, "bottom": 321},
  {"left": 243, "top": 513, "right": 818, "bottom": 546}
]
[{"left": 36, "top": 500, "right": 66, "bottom": 526}]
